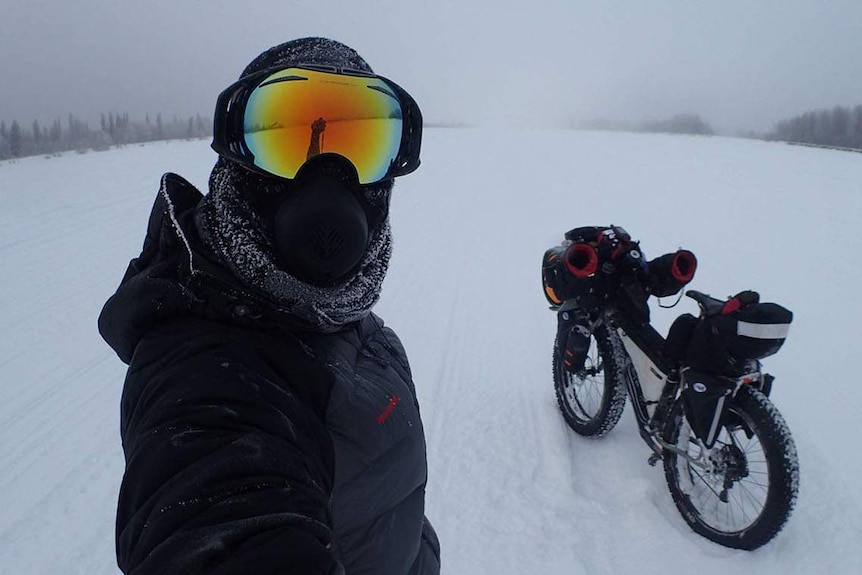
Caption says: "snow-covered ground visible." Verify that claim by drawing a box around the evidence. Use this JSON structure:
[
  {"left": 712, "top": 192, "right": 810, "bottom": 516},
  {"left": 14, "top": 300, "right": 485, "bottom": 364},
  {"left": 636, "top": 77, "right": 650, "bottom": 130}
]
[{"left": 1, "top": 129, "right": 861, "bottom": 574}]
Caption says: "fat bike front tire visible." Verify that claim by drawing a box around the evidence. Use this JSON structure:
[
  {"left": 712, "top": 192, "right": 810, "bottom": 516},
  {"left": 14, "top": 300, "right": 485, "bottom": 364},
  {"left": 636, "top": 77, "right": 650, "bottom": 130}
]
[
  {"left": 553, "top": 322, "right": 627, "bottom": 437},
  {"left": 662, "top": 385, "right": 799, "bottom": 550}
]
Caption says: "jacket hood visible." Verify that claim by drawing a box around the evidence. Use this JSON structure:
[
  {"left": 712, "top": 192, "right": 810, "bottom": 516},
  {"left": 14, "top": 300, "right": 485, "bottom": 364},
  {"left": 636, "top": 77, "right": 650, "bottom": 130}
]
[
  {"left": 98, "top": 173, "right": 202, "bottom": 363},
  {"left": 98, "top": 173, "right": 325, "bottom": 364}
]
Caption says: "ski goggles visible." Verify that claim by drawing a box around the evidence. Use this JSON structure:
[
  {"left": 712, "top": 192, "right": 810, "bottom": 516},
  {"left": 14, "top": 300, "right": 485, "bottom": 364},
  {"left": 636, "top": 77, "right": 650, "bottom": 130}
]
[{"left": 212, "top": 65, "right": 422, "bottom": 184}]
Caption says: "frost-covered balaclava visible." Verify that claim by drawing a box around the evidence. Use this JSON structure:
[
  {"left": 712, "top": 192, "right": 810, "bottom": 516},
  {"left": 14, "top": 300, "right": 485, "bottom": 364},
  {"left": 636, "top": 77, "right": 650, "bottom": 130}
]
[{"left": 200, "top": 38, "right": 394, "bottom": 331}]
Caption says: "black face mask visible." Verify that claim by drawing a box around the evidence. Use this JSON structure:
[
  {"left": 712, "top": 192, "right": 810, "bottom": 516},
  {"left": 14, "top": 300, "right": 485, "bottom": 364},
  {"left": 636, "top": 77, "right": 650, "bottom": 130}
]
[{"left": 271, "top": 172, "right": 370, "bottom": 286}]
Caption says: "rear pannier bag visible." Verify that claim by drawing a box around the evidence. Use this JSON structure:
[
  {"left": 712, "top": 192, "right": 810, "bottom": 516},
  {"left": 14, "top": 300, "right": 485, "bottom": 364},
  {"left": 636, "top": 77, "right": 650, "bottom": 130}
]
[{"left": 681, "top": 369, "right": 737, "bottom": 449}]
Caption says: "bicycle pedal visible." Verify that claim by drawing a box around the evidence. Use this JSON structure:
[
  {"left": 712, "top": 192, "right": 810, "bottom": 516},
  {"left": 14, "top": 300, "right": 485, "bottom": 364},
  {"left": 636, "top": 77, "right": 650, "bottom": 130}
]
[{"left": 648, "top": 453, "right": 662, "bottom": 467}]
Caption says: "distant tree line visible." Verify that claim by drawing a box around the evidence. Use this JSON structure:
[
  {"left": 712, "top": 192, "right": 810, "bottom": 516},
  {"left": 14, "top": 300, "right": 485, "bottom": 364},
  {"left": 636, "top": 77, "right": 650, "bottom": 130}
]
[
  {"left": 580, "top": 105, "right": 862, "bottom": 150},
  {"left": 767, "top": 105, "right": 862, "bottom": 149},
  {"left": 578, "top": 113, "right": 715, "bottom": 136},
  {"left": 639, "top": 114, "right": 714, "bottom": 136},
  {"left": 0, "top": 112, "right": 212, "bottom": 161}
]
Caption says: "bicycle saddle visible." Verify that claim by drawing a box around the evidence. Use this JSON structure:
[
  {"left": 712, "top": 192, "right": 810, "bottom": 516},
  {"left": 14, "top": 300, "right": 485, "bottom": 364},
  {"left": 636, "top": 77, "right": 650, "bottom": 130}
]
[{"left": 685, "top": 290, "right": 726, "bottom": 316}]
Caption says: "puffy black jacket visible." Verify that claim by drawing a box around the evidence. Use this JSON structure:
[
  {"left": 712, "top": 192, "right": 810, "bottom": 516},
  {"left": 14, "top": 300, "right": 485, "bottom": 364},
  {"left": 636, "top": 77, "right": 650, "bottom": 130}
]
[{"left": 99, "top": 173, "right": 440, "bottom": 575}]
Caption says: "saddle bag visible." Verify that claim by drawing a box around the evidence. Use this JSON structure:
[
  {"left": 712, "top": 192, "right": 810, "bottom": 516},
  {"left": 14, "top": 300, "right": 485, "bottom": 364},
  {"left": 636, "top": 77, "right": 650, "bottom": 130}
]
[{"left": 685, "top": 291, "right": 793, "bottom": 375}]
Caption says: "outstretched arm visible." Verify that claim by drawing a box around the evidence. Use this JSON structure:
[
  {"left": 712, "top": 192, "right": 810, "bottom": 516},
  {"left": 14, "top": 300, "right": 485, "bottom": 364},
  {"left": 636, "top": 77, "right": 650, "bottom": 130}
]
[{"left": 117, "top": 319, "right": 340, "bottom": 575}]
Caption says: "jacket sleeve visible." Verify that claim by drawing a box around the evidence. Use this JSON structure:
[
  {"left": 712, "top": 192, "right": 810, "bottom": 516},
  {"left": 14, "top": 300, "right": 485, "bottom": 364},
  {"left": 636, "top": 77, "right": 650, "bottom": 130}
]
[{"left": 116, "top": 319, "right": 341, "bottom": 575}]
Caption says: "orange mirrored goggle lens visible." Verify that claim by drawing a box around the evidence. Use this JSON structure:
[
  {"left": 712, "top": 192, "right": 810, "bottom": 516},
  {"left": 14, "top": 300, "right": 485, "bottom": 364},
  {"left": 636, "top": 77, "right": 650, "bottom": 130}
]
[{"left": 242, "top": 68, "right": 404, "bottom": 184}]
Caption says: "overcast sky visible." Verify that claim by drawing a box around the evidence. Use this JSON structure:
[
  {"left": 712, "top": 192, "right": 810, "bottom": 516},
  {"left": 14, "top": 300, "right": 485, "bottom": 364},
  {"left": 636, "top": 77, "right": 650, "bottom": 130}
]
[{"left": 2, "top": 1, "right": 861, "bottom": 135}]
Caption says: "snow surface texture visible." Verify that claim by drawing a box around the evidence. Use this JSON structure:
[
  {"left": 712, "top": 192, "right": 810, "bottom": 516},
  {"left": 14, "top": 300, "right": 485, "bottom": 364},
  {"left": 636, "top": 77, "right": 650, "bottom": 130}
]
[{"left": 1, "top": 130, "right": 861, "bottom": 574}]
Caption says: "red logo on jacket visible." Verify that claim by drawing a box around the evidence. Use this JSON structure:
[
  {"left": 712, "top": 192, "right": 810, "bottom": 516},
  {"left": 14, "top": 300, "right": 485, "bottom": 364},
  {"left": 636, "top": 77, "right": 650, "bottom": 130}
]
[{"left": 377, "top": 395, "right": 399, "bottom": 424}]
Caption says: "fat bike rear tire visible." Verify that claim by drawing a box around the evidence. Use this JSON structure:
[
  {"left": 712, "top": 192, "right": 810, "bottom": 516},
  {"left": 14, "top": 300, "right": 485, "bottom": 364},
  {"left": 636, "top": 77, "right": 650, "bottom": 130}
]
[
  {"left": 553, "top": 322, "right": 627, "bottom": 437},
  {"left": 662, "top": 385, "right": 799, "bottom": 550}
]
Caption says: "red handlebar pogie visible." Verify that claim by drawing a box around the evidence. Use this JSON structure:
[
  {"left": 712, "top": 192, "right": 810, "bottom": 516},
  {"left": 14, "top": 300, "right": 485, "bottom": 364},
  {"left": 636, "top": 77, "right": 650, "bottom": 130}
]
[
  {"left": 565, "top": 243, "right": 599, "bottom": 278},
  {"left": 671, "top": 250, "right": 697, "bottom": 282}
]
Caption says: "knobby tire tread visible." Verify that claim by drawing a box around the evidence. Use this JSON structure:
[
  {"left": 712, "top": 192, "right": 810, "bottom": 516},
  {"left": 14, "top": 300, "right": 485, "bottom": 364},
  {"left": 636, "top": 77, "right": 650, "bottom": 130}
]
[
  {"left": 662, "top": 385, "right": 799, "bottom": 550},
  {"left": 553, "top": 323, "right": 628, "bottom": 437}
]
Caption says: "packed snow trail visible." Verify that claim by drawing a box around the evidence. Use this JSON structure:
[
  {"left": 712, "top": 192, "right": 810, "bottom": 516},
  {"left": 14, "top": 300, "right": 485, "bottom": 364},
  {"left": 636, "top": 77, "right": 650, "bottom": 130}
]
[{"left": 1, "top": 130, "right": 861, "bottom": 574}]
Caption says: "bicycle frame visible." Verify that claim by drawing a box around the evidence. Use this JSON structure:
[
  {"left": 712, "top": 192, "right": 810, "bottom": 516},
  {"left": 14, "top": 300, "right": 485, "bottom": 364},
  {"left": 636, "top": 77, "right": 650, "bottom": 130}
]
[
  {"left": 601, "top": 308, "right": 673, "bottom": 455},
  {"left": 601, "top": 306, "right": 766, "bottom": 463}
]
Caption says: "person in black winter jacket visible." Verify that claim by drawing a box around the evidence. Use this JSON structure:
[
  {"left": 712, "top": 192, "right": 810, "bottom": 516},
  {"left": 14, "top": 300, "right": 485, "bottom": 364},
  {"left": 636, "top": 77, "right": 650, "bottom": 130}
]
[{"left": 98, "top": 37, "right": 440, "bottom": 575}]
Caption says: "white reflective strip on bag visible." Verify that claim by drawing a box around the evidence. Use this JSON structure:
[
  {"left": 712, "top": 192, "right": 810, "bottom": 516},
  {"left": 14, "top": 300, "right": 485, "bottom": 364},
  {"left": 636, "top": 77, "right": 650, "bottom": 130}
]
[{"left": 737, "top": 321, "right": 790, "bottom": 339}]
